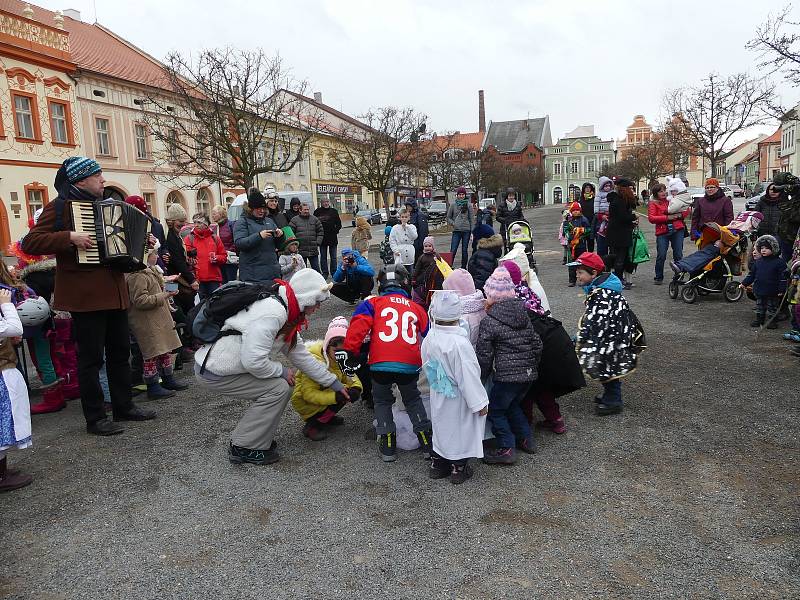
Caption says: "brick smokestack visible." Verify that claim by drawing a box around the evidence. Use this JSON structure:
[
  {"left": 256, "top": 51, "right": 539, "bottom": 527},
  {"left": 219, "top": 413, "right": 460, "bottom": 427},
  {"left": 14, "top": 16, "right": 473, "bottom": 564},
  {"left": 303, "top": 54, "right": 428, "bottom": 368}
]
[{"left": 478, "top": 90, "right": 486, "bottom": 133}]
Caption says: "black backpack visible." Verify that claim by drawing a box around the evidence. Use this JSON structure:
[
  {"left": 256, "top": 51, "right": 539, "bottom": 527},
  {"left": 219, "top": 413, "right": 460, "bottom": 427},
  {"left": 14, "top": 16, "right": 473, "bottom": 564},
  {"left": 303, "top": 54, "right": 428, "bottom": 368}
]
[{"left": 188, "top": 281, "right": 286, "bottom": 373}]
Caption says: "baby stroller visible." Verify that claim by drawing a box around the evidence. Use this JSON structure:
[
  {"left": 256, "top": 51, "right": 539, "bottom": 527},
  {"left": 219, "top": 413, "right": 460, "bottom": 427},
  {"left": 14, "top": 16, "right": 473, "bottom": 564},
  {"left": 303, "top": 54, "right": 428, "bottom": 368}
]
[
  {"left": 668, "top": 222, "right": 744, "bottom": 304},
  {"left": 506, "top": 220, "right": 537, "bottom": 272}
]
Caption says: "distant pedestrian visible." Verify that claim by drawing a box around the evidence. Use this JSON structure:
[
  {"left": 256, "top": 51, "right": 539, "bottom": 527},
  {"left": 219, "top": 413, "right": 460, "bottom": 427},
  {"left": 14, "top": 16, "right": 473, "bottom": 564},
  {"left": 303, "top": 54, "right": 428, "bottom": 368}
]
[
  {"left": 594, "top": 176, "right": 614, "bottom": 256},
  {"left": 447, "top": 187, "right": 474, "bottom": 268},
  {"left": 233, "top": 189, "right": 283, "bottom": 284},
  {"left": 648, "top": 182, "right": 689, "bottom": 285},
  {"left": 290, "top": 203, "right": 324, "bottom": 272},
  {"left": 278, "top": 230, "right": 304, "bottom": 282},
  {"left": 578, "top": 183, "right": 596, "bottom": 252},
  {"left": 563, "top": 202, "right": 591, "bottom": 287},
  {"left": 351, "top": 216, "right": 372, "bottom": 258},
  {"left": 605, "top": 177, "right": 639, "bottom": 288},
  {"left": 267, "top": 192, "right": 289, "bottom": 229},
  {"left": 405, "top": 198, "right": 429, "bottom": 262},
  {"left": 314, "top": 198, "right": 342, "bottom": 279},
  {"left": 389, "top": 209, "right": 418, "bottom": 269},
  {"left": 497, "top": 187, "right": 524, "bottom": 250},
  {"left": 284, "top": 197, "right": 302, "bottom": 224},
  {"left": 184, "top": 213, "right": 227, "bottom": 300},
  {"left": 331, "top": 248, "right": 375, "bottom": 304},
  {"left": 210, "top": 205, "right": 238, "bottom": 283}
]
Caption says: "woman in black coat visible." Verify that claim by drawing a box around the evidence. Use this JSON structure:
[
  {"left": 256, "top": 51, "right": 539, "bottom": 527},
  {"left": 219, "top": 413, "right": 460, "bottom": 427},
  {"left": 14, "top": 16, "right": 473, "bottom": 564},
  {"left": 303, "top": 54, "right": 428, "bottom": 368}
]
[
  {"left": 578, "top": 183, "right": 596, "bottom": 252},
  {"left": 605, "top": 178, "right": 639, "bottom": 286}
]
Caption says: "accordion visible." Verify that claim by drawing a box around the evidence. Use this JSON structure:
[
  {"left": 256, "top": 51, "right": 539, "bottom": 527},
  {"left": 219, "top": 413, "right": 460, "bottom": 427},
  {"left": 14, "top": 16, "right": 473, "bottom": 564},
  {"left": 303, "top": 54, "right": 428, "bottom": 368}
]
[{"left": 70, "top": 200, "right": 151, "bottom": 272}]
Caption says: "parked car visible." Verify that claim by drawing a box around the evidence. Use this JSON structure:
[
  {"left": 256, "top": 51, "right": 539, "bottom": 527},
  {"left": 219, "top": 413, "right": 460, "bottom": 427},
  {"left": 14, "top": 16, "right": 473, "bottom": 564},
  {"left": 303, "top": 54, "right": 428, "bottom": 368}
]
[
  {"left": 720, "top": 186, "right": 735, "bottom": 200},
  {"left": 745, "top": 193, "right": 764, "bottom": 212},
  {"left": 479, "top": 197, "right": 495, "bottom": 210},
  {"left": 728, "top": 184, "right": 744, "bottom": 198},
  {"left": 351, "top": 209, "right": 383, "bottom": 227},
  {"left": 424, "top": 201, "right": 448, "bottom": 222}
]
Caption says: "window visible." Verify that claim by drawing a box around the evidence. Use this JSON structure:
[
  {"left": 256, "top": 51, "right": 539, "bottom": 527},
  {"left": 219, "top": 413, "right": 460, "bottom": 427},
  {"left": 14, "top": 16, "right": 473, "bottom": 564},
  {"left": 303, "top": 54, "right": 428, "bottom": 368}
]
[
  {"left": 95, "top": 117, "right": 111, "bottom": 155},
  {"left": 587, "top": 160, "right": 595, "bottom": 173},
  {"left": 143, "top": 192, "right": 156, "bottom": 217},
  {"left": 134, "top": 124, "right": 149, "bottom": 159},
  {"left": 297, "top": 151, "right": 305, "bottom": 175},
  {"left": 166, "top": 191, "right": 185, "bottom": 209},
  {"left": 48, "top": 101, "right": 69, "bottom": 144},
  {"left": 316, "top": 159, "right": 322, "bottom": 178},
  {"left": 570, "top": 161, "right": 579, "bottom": 174},
  {"left": 196, "top": 188, "right": 211, "bottom": 215},
  {"left": 553, "top": 162, "right": 562, "bottom": 176},
  {"left": 601, "top": 159, "right": 609, "bottom": 171},
  {"left": 25, "top": 184, "right": 48, "bottom": 219},
  {"left": 13, "top": 94, "right": 37, "bottom": 139},
  {"left": 168, "top": 129, "right": 178, "bottom": 162},
  {"left": 553, "top": 187, "right": 563, "bottom": 204}
]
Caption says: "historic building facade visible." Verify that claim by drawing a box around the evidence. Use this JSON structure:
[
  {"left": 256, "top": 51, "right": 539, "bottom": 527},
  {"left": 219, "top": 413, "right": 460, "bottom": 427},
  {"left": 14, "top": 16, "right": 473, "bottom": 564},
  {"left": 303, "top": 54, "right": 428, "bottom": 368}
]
[{"left": 543, "top": 125, "right": 615, "bottom": 205}]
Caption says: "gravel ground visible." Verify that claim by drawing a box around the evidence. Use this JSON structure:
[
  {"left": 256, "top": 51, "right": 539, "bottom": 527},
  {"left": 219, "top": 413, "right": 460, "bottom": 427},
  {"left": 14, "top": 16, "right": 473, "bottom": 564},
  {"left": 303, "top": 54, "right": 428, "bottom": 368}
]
[{"left": 1, "top": 204, "right": 798, "bottom": 600}]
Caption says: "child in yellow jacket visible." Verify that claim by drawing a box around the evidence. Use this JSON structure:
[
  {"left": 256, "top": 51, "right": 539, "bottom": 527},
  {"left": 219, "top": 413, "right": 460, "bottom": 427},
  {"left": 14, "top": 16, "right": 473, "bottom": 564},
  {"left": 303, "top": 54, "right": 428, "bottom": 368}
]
[{"left": 291, "top": 316, "right": 362, "bottom": 440}]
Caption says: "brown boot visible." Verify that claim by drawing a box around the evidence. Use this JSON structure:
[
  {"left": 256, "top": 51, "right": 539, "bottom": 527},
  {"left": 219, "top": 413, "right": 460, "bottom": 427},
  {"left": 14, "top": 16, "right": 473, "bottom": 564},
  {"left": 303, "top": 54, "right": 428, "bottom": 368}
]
[{"left": 0, "top": 457, "right": 33, "bottom": 492}]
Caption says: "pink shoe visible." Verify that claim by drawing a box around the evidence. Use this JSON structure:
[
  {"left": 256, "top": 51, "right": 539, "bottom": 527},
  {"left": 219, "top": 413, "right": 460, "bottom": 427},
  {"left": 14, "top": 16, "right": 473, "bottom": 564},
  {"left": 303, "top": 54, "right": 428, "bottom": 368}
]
[{"left": 539, "top": 417, "right": 566, "bottom": 435}]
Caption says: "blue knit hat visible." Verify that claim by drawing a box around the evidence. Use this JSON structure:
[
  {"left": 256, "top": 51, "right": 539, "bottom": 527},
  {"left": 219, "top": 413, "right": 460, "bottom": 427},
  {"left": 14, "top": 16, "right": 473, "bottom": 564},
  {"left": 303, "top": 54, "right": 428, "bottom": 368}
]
[
  {"left": 63, "top": 156, "right": 101, "bottom": 184},
  {"left": 384, "top": 225, "right": 392, "bottom": 236},
  {"left": 472, "top": 223, "right": 495, "bottom": 243}
]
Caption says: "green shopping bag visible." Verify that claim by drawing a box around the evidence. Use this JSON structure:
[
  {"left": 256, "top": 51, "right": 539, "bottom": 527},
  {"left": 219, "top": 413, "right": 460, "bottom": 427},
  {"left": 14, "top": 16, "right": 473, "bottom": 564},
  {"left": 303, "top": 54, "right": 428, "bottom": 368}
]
[{"left": 629, "top": 228, "right": 650, "bottom": 264}]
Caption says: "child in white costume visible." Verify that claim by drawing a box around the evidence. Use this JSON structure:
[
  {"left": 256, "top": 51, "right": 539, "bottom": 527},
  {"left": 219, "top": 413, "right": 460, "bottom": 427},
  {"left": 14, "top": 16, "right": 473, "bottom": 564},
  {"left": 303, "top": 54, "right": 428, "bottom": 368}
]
[
  {"left": 0, "top": 288, "right": 33, "bottom": 492},
  {"left": 421, "top": 290, "right": 488, "bottom": 485}
]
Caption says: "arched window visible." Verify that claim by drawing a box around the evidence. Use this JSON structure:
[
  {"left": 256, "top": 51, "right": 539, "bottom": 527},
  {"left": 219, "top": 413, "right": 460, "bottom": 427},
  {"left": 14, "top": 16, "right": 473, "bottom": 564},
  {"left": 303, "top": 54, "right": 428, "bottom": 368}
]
[
  {"left": 299, "top": 185, "right": 308, "bottom": 192},
  {"left": 284, "top": 184, "right": 294, "bottom": 191},
  {"left": 196, "top": 187, "right": 211, "bottom": 215},
  {"left": 553, "top": 187, "right": 563, "bottom": 204},
  {"left": 166, "top": 190, "right": 186, "bottom": 209}
]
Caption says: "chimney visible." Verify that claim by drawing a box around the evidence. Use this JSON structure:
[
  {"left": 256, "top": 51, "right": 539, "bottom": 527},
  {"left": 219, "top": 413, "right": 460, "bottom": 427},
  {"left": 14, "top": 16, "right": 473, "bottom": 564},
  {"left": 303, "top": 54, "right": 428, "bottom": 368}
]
[
  {"left": 63, "top": 8, "right": 81, "bottom": 21},
  {"left": 313, "top": 91, "right": 322, "bottom": 103},
  {"left": 53, "top": 10, "right": 65, "bottom": 29},
  {"left": 22, "top": 3, "right": 33, "bottom": 19},
  {"left": 478, "top": 90, "right": 486, "bottom": 133}
]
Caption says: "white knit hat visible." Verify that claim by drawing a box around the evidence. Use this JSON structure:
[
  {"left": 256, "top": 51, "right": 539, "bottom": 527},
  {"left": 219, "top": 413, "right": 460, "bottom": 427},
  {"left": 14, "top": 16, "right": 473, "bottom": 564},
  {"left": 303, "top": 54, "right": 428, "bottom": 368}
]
[
  {"left": 429, "top": 290, "right": 462, "bottom": 321},
  {"left": 666, "top": 176, "right": 687, "bottom": 194},
  {"left": 289, "top": 268, "right": 332, "bottom": 311}
]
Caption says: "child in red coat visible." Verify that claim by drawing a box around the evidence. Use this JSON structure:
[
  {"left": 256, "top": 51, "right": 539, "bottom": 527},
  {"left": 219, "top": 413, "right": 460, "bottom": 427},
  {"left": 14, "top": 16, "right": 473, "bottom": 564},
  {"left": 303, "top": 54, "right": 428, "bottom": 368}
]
[{"left": 184, "top": 213, "right": 227, "bottom": 300}]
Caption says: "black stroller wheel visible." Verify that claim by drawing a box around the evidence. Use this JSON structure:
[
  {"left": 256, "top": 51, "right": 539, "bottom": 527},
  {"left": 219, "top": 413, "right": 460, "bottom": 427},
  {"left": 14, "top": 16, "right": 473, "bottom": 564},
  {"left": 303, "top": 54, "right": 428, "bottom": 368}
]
[
  {"left": 668, "top": 280, "right": 679, "bottom": 299},
  {"left": 723, "top": 281, "right": 743, "bottom": 302},
  {"left": 681, "top": 285, "right": 698, "bottom": 304}
]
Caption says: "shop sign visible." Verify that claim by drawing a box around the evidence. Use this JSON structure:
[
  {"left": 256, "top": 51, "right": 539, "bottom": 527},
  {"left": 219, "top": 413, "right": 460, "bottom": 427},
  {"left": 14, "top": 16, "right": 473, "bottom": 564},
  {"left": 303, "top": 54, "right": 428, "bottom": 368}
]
[{"left": 316, "top": 183, "right": 360, "bottom": 194}]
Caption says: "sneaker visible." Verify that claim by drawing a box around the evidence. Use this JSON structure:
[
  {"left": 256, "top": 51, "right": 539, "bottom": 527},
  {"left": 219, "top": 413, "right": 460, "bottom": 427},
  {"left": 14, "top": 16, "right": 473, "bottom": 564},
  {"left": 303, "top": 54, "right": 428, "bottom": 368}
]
[
  {"left": 766, "top": 318, "right": 778, "bottom": 330},
  {"left": 623, "top": 281, "right": 634, "bottom": 290},
  {"left": 751, "top": 317, "right": 765, "bottom": 328},
  {"left": 482, "top": 447, "right": 517, "bottom": 465},
  {"left": 653, "top": 279, "right": 663, "bottom": 286},
  {"left": 378, "top": 433, "right": 397, "bottom": 462},
  {"left": 428, "top": 457, "right": 451, "bottom": 479},
  {"left": 596, "top": 403, "right": 623, "bottom": 416},
  {"left": 302, "top": 423, "right": 327, "bottom": 441},
  {"left": 516, "top": 437, "right": 537, "bottom": 454},
  {"left": 568, "top": 282, "right": 576, "bottom": 287},
  {"left": 450, "top": 463, "right": 473, "bottom": 485},
  {"left": 782, "top": 330, "right": 800, "bottom": 342},
  {"left": 228, "top": 441, "right": 280, "bottom": 465},
  {"left": 416, "top": 430, "right": 433, "bottom": 460}
]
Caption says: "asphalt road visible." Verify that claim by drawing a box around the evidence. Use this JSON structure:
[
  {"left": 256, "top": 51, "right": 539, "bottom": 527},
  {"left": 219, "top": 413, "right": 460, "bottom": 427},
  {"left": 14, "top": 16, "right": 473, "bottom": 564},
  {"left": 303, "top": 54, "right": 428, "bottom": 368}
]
[{"left": 1, "top": 204, "right": 798, "bottom": 600}]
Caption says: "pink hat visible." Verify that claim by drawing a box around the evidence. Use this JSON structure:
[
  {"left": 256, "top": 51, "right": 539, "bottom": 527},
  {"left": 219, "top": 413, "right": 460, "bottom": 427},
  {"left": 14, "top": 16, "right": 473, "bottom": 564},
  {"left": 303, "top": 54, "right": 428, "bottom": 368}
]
[
  {"left": 323, "top": 316, "right": 349, "bottom": 361},
  {"left": 502, "top": 260, "right": 522, "bottom": 286},
  {"left": 423, "top": 236, "right": 435, "bottom": 247},
  {"left": 483, "top": 266, "right": 516, "bottom": 302},
  {"left": 443, "top": 268, "right": 476, "bottom": 296}
]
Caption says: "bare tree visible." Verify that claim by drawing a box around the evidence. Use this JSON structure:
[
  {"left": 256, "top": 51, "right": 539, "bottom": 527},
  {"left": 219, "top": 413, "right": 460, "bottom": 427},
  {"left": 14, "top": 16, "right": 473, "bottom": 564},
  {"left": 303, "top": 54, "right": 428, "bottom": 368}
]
[
  {"left": 142, "top": 47, "right": 321, "bottom": 190},
  {"left": 330, "top": 106, "right": 427, "bottom": 219},
  {"left": 420, "top": 132, "right": 471, "bottom": 200},
  {"left": 598, "top": 155, "right": 645, "bottom": 184},
  {"left": 632, "top": 136, "right": 673, "bottom": 187},
  {"left": 663, "top": 73, "right": 774, "bottom": 174},
  {"left": 659, "top": 118, "right": 691, "bottom": 177}
]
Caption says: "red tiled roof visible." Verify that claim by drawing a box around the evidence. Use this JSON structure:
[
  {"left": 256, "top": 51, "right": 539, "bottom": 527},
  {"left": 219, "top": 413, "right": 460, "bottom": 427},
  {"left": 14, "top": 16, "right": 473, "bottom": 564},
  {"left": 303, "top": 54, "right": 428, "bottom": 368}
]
[
  {"left": 1, "top": 0, "right": 173, "bottom": 90},
  {"left": 758, "top": 128, "right": 782, "bottom": 146},
  {"left": 282, "top": 89, "right": 372, "bottom": 134}
]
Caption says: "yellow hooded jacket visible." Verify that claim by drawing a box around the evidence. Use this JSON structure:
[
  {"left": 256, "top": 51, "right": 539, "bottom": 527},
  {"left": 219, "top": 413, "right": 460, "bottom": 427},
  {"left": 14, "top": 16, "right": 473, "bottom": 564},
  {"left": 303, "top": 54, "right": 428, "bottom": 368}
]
[{"left": 291, "top": 340, "right": 362, "bottom": 420}]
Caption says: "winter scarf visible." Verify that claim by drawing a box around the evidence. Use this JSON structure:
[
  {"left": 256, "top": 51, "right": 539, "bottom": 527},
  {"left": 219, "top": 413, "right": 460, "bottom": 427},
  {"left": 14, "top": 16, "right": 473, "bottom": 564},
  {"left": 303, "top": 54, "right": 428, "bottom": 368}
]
[
  {"left": 274, "top": 279, "right": 306, "bottom": 347},
  {"left": 515, "top": 282, "right": 545, "bottom": 315}
]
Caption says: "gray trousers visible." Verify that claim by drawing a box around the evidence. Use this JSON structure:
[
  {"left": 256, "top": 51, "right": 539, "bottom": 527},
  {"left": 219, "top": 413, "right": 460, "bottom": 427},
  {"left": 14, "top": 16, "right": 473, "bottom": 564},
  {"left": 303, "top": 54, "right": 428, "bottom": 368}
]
[
  {"left": 197, "top": 372, "right": 291, "bottom": 450},
  {"left": 372, "top": 371, "right": 431, "bottom": 436}
]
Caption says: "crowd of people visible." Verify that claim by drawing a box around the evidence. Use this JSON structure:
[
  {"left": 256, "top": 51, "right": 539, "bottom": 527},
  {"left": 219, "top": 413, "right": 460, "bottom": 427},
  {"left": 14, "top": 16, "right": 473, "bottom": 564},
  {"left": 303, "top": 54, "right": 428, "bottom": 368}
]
[{"left": 3, "top": 155, "right": 798, "bottom": 492}]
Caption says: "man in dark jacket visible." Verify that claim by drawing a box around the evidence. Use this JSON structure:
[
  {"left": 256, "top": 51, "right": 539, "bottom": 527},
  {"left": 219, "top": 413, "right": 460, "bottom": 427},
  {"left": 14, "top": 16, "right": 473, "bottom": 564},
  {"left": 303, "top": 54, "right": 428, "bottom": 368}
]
[
  {"left": 497, "top": 188, "right": 524, "bottom": 250},
  {"left": 290, "top": 203, "right": 324, "bottom": 272},
  {"left": 405, "top": 198, "right": 429, "bottom": 262},
  {"left": 314, "top": 198, "right": 342, "bottom": 279},
  {"left": 22, "top": 156, "right": 156, "bottom": 436},
  {"left": 234, "top": 189, "right": 283, "bottom": 283},
  {"left": 284, "top": 197, "right": 302, "bottom": 224}
]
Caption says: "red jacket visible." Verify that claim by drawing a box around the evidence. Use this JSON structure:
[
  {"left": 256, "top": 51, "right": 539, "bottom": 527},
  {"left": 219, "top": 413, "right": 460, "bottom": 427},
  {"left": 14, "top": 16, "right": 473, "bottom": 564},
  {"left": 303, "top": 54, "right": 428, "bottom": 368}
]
[
  {"left": 184, "top": 226, "right": 227, "bottom": 282},
  {"left": 344, "top": 292, "right": 429, "bottom": 372},
  {"left": 648, "top": 199, "right": 690, "bottom": 237}
]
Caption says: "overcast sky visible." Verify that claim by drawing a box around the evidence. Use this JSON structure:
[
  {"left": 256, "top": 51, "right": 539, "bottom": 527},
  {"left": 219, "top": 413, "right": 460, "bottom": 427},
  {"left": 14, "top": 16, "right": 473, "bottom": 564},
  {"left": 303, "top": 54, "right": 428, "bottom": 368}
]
[{"left": 36, "top": 0, "right": 795, "bottom": 144}]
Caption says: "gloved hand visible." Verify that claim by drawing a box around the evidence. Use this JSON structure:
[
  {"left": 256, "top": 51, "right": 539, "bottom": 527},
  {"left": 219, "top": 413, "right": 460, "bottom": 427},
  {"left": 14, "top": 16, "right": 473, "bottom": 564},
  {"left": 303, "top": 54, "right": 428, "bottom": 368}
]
[
  {"left": 346, "top": 387, "right": 361, "bottom": 403},
  {"left": 334, "top": 350, "right": 361, "bottom": 377},
  {"left": 335, "top": 390, "right": 350, "bottom": 405}
]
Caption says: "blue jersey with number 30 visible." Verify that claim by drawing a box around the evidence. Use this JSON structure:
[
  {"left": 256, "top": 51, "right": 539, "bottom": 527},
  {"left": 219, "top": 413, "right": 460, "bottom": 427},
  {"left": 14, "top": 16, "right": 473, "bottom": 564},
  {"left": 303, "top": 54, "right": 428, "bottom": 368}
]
[{"left": 343, "top": 291, "right": 429, "bottom": 373}]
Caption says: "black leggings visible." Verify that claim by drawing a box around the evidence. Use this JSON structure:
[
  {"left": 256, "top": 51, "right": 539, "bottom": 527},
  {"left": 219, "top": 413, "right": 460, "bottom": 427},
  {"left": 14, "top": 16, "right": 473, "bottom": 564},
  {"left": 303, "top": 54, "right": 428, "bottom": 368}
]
[{"left": 609, "top": 247, "right": 629, "bottom": 279}]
